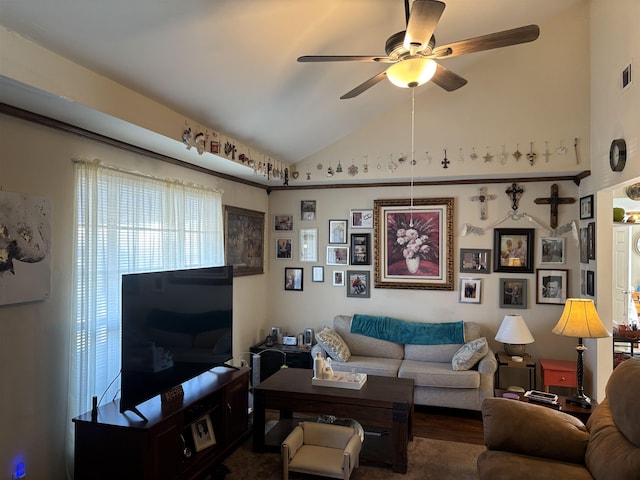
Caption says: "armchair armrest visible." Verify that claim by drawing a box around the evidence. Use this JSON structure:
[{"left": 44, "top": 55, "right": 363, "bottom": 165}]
[
  {"left": 281, "top": 425, "right": 304, "bottom": 462},
  {"left": 342, "top": 433, "right": 362, "bottom": 473},
  {"left": 482, "top": 398, "right": 589, "bottom": 464}
]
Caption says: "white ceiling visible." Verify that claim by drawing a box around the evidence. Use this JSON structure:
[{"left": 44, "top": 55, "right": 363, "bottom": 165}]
[{"left": 0, "top": 0, "right": 584, "bottom": 181}]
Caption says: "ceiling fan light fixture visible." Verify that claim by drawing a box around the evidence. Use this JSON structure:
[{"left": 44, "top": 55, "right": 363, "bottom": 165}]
[{"left": 387, "top": 58, "right": 437, "bottom": 88}]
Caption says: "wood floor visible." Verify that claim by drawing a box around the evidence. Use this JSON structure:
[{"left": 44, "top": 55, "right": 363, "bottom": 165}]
[{"left": 413, "top": 405, "right": 485, "bottom": 445}]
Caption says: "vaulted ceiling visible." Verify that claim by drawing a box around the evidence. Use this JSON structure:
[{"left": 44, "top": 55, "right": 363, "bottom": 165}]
[{"left": 0, "top": 0, "right": 586, "bottom": 185}]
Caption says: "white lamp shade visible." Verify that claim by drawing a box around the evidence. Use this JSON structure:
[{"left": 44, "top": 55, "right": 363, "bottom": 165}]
[
  {"left": 495, "top": 314, "right": 535, "bottom": 344},
  {"left": 387, "top": 58, "right": 437, "bottom": 88}
]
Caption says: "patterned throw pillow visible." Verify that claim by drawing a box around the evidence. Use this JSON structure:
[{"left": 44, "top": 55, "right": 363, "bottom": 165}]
[
  {"left": 451, "top": 337, "right": 488, "bottom": 371},
  {"left": 315, "top": 327, "right": 351, "bottom": 362}
]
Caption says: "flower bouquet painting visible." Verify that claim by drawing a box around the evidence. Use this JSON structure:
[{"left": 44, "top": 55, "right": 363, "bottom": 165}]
[{"left": 374, "top": 198, "right": 454, "bottom": 291}]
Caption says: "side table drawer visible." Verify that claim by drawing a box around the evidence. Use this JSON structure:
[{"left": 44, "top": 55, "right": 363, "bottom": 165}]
[{"left": 544, "top": 370, "right": 577, "bottom": 388}]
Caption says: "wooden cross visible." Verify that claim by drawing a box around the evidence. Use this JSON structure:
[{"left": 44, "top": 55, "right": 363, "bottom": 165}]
[
  {"left": 506, "top": 183, "right": 524, "bottom": 211},
  {"left": 470, "top": 187, "right": 497, "bottom": 220},
  {"left": 534, "top": 183, "right": 575, "bottom": 229}
]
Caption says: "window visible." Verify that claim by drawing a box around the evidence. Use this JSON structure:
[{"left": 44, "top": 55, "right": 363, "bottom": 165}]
[{"left": 69, "top": 161, "right": 223, "bottom": 421}]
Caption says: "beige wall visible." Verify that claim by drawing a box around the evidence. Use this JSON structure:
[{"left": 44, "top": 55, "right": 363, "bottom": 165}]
[{"left": 0, "top": 113, "right": 270, "bottom": 479}]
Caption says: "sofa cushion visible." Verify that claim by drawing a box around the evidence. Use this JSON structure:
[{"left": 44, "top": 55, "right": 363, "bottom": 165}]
[
  {"left": 477, "top": 451, "right": 593, "bottom": 480},
  {"left": 329, "top": 355, "right": 402, "bottom": 377},
  {"left": 398, "top": 360, "right": 480, "bottom": 388},
  {"left": 452, "top": 337, "right": 488, "bottom": 371},
  {"left": 404, "top": 321, "right": 483, "bottom": 362},
  {"left": 333, "top": 315, "right": 403, "bottom": 359},
  {"left": 315, "top": 327, "right": 351, "bottom": 362}
]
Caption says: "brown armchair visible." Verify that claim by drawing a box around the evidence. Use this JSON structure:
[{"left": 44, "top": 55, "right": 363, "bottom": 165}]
[{"left": 477, "top": 358, "right": 640, "bottom": 480}]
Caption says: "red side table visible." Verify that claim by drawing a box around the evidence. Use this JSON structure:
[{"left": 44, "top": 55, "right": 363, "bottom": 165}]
[{"left": 540, "top": 358, "right": 577, "bottom": 392}]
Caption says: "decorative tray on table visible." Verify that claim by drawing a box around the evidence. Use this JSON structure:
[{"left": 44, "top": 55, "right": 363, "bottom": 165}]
[{"left": 312, "top": 372, "right": 367, "bottom": 390}]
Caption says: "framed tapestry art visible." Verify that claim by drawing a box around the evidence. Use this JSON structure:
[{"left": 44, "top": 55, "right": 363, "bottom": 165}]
[
  {"left": 374, "top": 197, "right": 454, "bottom": 290},
  {"left": 224, "top": 205, "right": 264, "bottom": 276}
]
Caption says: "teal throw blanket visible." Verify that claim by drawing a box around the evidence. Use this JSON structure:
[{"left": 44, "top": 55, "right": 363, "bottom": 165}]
[{"left": 350, "top": 314, "right": 464, "bottom": 345}]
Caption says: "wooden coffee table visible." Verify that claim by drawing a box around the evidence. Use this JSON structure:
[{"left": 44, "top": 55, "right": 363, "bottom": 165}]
[{"left": 252, "top": 368, "right": 414, "bottom": 473}]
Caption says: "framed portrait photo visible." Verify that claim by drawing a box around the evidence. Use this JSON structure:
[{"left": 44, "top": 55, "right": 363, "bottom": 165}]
[
  {"left": 274, "top": 214, "right": 293, "bottom": 231},
  {"left": 301, "top": 200, "right": 316, "bottom": 221},
  {"left": 350, "top": 209, "right": 373, "bottom": 229},
  {"left": 346, "top": 270, "right": 370, "bottom": 298},
  {"left": 191, "top": 414, "right": 216, "bottom": 452},
  {"left": 275, "top": 237, "right": 293, "bottom": 260},
  {"left": 539, "top": 237, "right": 565, "bottom": 264},
  {"left": 374, "top": 197, "right": 454, "bottom": 290},
  {"left": 580, "top": 228, "right": 589, "bottom": 264},
  {"left": 459, "top": 248, "right": 491, "bottom": 274},
  {"left": 224, "top": 205, "right": 264, "bottom": 276},
  {"left": 329, "top": 219, "right": 348, "bottom": 244},
  {"left": 586, "top": 270, "right": 595, "bottom": 296},
  {"left": 332, "top": 270, "right": 345, "bottom": 287},
  {"left": 499, "top": 278, "right": 528, "bottom": 309},
  {"left": 326, "top": 246, "right": 349, "bottom": 265},
  {"left": 580, "top": 195, "right": 594, "bottom": 220},
  {"left": 459, "top": 278, "right": 482, "bottom": 304},
  {"left": 588, "top": 222, "right": 596, "bottom": 260},
  {"left": 312, "top": 266, "right": 324, "bottom": 282},
  {"left": 284, "top": 267, "right": 303, "bottom": 291},
  {"left": 493, "top": 228, "right": 534, "bottom": 273},
  {"left": 536, "top": 269, "right": 568, "bottom": 305},
  {"left": 350, "top": 233, "right": 371, "bottom": 265},
  {"left": 299, "top": 228, "right": 318, "bottom": 262}
]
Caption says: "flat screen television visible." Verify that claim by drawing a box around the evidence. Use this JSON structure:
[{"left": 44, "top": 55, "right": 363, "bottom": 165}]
[{"left": 120, "top": 266, "right": 233, "bottom": 419}]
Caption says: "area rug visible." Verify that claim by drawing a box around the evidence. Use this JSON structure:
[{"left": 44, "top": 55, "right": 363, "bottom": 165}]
[{"left": 219, "top": 436, "right": 485, "bottom": 480}]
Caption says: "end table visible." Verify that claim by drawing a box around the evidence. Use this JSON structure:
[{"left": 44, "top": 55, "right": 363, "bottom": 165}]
[
  {"left": 539, "top": 358, "right": 577, "bottom": 393},
  {"left": 495, "top": 352, "right": 536, "bottom": 391}
]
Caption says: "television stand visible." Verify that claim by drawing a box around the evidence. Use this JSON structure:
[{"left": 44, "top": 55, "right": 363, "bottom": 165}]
[{"left": 73, "top": 367, "right": 249, "bottom": 480}]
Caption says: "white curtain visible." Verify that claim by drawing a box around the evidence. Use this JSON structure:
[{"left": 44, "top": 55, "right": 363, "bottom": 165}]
[{"left": 67, "top": 160, "right": 223, "bottom": 473}]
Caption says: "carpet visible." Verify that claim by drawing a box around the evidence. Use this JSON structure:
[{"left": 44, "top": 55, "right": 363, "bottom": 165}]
[{"left": 217, "top": 436, "right": 485, "bottom": 480}]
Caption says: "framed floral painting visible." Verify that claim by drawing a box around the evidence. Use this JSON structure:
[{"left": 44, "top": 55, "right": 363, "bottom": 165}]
[{"left": 373, "top": 197, "right": 454, "bottom": 290}]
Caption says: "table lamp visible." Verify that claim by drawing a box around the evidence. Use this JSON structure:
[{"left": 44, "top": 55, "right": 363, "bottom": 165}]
[
  {"left": 552, "top": 298, "right": 611, "bottom": 408},
  {"left": 495, "top": 314, "right": 534, "bottom": 360}
]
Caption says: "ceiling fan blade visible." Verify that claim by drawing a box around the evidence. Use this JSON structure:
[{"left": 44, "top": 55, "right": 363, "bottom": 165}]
[
  {"left": 404, "top": 0, "right": 446, "bottom": 52},
  {"left": 298, "top": 55, "right": 394, "bottom": 63},
  {"left": 340, "top": 71, "right": 388, "bottom": 99},
  {"left": 431, "top": 63, "right": 467, "bottom": 92},
  {"left": 432, "top": 24, "right": 540, "bottom": 59}
]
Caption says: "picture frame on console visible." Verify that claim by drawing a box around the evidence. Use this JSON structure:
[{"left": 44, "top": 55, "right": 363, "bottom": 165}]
[
  {"left": 374, "top": 197, "right": 454, "bottom": 290},
  {"left": 191, "top": 414, "right": 216, "bottom": 452}
]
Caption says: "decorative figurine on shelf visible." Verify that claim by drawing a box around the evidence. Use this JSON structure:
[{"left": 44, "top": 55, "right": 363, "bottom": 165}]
[
  {"left": 324, "top": 357, "right": 334, "bottom": 379},
  {"left": 314, "top": 351, "right": 325, "bottom": 379}
]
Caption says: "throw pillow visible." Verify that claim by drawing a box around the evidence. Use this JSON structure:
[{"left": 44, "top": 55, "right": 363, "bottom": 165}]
[
  {"left": 315, "top": 327, "right": 351, "bottom": 362},
  {"left": 451, "top": 337, "right": 488, "bottom": 371}
]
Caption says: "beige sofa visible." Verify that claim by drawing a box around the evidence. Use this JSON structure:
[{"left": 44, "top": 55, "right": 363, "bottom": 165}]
[
  {"left": 311, "top": 315, "right": 497, "bottom": 411},
  {"left": 477, "top": 358, "right": 640, "bottom": 480}
]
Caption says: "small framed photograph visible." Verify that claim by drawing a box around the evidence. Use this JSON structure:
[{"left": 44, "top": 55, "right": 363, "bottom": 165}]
[
  {"left": 332, "top": 270, "right": 345, "bottom": 287},
  {"left": 586, "top": 270, "right": 595, "bottom": 296},
  {"left": 347, "top": 270, "right": 370, "bottom": 298},
  {"left": 191, "top": 414, "right": 216, "bottom": 452},
  {"left": 274, "top": 214, "right": 293, "bottom": 231},
  {"left": 301, "top": 200, "right": 316, "bottom": 221},
  {"left": 329, "top": 219, "right": 348, "bottom": 244},
  {"left": 275, "top": 238, "right": 293, "bottom": 259},
  {"left": 494, "top": 228, "right": 534, "bottom": 273},
  {"left": 284, "top": 267, "right": 303, "bottom": 291},
  {"left": 350, "top": 233, "right": 371, "bottom": 265},
  {"left": 459, "top": 278, "right": 482, "bottom": 304},
  {"left": 350, "top": 209, "right": 373, "bottom": 229},
  {"left": 588, "top": 222, "right": 596, "bottom": 260},
  {"left": 539, "top": 237, "right": 565, "bottom": 264},
  {"left": 459, "top": 248, "right": 491, "bottom": 274},
  {"left": 581, "top": 269, "right": 586, "bottom": 295},
  {"left": 326, "top": 246, "right": 349, "bottom": 265},
  {"left": 312, "top": 266, "right": 324, "bottom": 283},
  {"left": 580, "top": 195, "right": 594, "bottom": 220},
  {"left": 580, "top": 228, "right": 589, "bottom": 263},
  {"left": 299, "top": 228, "right": 318, "bottom": 262},
  {"left": 499, "top": 278, "right": 528, "bottom": 309},
  {"left": 536, "top": 269, "right": 568, "bottom": 304}
]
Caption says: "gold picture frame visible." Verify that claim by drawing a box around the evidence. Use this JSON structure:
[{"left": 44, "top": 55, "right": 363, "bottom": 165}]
[
  {"left": 374, "top": 198, "right": 454, "bottom": 290},
  {"left": 224, "top": 205, "right": 264, "bottom": 276}
]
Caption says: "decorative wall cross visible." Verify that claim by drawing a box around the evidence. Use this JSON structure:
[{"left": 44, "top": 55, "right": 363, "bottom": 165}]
[
  {"left": 506, "top": 183, "right": 524, "bottom": 211},
  {"left": 441, "top": 149, "right": 450, "bottom": 169},
  {"left": 470, "top": 186, "right": 497, "bottom": 220},
  {"left": 533, "top": 183, "right": 575, "bottom": 229}
]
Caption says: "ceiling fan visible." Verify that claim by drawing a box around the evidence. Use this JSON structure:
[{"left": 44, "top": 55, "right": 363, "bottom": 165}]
[{"left": 297, "top": 0, "right": 540, "bottom": 99}]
